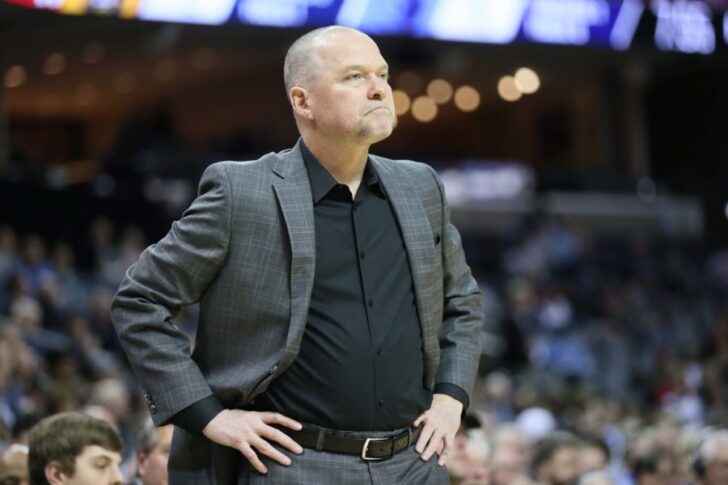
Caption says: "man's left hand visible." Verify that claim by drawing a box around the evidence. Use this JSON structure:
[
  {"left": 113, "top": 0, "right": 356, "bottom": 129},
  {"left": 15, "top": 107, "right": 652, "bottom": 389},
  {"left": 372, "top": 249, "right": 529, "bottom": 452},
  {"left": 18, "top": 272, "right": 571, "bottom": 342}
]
[{"left": 413, "top": 393, "right": 463, "bottom": 466}]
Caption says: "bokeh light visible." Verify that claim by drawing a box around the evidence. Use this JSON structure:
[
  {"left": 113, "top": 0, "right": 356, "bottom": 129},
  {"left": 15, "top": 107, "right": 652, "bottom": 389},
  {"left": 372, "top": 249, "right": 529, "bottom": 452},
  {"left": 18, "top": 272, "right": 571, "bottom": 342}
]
[
  {"left": 396, "top": 70, "right": 424, "bottom": 95},
  {"left": 514, "top": 67, "right": 540, "bottom": 94},
  {"left": 44, "top": 53, "right": 67, "bottom": 75},
  {"left": 454, "top": 85, "right": 481, "bottom": 111},
  {"left": 411, "top": 96, "right": 438, "bottom": 122},
  {"left": 4, "top": 65, "right": 27, "bottom": 88},
  {"left": 497, "top": 76, "right": 522, "bottom": 102},
  {"left": 427, "top": 78, "right": 453, "bottom": 104},
  {"left": 393, "top": 89, "right": 411, "bottom": 116}
]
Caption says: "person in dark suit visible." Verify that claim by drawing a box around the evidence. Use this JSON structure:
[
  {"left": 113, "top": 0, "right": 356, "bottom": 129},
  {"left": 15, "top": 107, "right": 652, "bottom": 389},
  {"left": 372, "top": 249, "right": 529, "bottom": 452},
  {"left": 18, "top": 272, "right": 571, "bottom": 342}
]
[{"left": 112, "top": 25, "right": 484, "bottom": 484}]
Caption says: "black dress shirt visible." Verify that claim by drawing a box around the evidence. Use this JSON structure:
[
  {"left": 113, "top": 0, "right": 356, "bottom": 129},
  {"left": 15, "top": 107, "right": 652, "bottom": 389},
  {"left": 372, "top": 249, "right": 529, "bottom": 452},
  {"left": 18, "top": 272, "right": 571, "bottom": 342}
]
[
  {"left": 172, "top": 143, "right": 467, "bottom": 434},
  {"left": 254, "top": 142, "right": 431, "bottom": 430}
]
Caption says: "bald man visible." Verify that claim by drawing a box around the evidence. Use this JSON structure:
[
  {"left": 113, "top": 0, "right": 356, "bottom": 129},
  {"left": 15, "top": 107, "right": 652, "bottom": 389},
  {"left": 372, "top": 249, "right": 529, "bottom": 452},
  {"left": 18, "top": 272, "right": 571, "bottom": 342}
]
[
  {"left": 112, "top": 26, "right": 483, "bottom": 484},
  {"left": 694, "top": 430, "right": 728, "bottom": 485}
]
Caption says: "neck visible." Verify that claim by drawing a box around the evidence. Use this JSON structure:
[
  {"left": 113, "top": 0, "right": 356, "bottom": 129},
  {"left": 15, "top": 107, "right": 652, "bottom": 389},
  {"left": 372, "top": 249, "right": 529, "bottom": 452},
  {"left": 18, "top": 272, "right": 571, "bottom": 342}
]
[{"left": 302, "top": 134, "right": 369, "bottom": 186}]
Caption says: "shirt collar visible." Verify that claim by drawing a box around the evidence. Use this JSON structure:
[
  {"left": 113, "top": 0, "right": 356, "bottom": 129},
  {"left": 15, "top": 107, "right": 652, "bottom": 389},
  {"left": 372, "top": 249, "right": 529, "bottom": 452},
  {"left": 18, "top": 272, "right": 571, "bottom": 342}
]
[{"left": 301, "top": 141, "right": 384, "bottom": 204}]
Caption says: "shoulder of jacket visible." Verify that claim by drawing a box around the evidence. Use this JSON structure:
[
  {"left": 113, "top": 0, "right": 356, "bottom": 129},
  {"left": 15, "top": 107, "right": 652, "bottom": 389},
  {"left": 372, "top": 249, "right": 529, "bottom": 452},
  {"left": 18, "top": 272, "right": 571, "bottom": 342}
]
[
  {"left": 371, "top": 155, "right": 435, "bottom": 176},
  {"left": 372, "top": 156, "right": 440, "bottom": 194},
  {"left": 206, "top": 152, "right": 279, "bottom": 176}
]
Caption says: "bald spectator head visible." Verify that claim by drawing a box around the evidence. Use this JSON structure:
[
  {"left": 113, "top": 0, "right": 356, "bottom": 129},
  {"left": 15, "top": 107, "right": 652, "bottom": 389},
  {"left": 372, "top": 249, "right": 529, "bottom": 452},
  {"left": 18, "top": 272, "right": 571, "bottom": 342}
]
[
  {"left": 694, "top": 429, "right": 728, "bottom": 485},
  {"left": 0, "top": 444, "right": 29, "bottom": 485}
]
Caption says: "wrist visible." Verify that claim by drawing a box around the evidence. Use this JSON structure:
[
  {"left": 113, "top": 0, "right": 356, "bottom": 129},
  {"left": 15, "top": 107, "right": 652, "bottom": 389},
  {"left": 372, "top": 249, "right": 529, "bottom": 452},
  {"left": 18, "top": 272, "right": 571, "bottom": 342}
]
[{"left": 433, "top": 393, "right": 463, "bottom": 411}]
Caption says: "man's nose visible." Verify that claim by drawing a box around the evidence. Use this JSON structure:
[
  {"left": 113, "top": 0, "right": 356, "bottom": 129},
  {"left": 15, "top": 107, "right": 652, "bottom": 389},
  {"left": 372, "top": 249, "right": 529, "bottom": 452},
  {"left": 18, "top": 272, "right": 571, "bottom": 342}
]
[
  {"left": 109, "top": 466, "right": 124, "bottom": 485},
  {"left": 368, "top": 76, "right": 386, "bottom": 100}
]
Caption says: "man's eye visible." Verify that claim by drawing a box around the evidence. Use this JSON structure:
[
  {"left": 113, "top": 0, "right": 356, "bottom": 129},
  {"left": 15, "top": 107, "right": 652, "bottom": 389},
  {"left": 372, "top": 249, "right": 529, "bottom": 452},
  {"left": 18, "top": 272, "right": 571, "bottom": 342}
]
[
  {"left": 379, "top": 73, "right": 389, "bottom": 80},
  {"left": 346, "top": 73, "right": 362, "bottom": 80}
]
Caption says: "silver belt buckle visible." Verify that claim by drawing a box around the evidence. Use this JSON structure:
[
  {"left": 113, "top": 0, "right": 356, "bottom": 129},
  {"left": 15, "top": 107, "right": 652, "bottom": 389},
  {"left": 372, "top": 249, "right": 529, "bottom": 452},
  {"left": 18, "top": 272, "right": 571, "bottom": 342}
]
[{"left": 361, "top": 437, "right": 389, "bottom": 461}]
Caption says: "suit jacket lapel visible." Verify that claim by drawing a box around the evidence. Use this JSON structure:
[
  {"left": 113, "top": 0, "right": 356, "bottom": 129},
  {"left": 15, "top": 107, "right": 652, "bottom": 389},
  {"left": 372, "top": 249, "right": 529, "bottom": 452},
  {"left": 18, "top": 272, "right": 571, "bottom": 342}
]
[
  {"left": 271, "top": 141, "right": 316, "bottom": 371},
  {"left": 371, "top": 157, "right": 439, "bottom": 354}
]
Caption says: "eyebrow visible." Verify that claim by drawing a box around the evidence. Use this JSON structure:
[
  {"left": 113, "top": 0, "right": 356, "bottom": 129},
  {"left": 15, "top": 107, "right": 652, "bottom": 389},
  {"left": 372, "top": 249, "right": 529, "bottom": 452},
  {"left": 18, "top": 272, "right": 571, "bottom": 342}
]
[{"left": 342, "top": 64, "right": 389, "bottom": 72}]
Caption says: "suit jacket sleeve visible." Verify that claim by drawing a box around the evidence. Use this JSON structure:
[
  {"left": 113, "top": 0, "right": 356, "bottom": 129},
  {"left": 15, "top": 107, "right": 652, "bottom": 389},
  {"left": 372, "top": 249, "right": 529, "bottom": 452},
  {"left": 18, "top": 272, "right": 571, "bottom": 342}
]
[
  {"left": 428, "top": 166, "right": 483, "bottom": 409},
  {"left": 111, "top": 162, "right": 232, "bottom": 426}
]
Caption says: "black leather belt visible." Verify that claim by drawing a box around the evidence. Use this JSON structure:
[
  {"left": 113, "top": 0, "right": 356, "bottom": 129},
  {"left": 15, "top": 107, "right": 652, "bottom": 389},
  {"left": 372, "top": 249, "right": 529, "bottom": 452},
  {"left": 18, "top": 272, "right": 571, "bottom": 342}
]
[{"left": 279, "top": 424, "right": 421, "bottom": 461}]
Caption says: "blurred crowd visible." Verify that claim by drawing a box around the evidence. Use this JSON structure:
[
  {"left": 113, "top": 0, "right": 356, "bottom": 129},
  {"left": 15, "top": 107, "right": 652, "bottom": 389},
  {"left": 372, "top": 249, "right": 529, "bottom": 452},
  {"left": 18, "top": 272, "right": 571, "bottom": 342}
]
[
  {"left": 451, "top": 216, "right": 728, "bottom": 484},
  {"left": 0, "top": 219, "right": 187, "bottom": 484},
  {"left": 1, "top": 209, "right": 727, "bottom": 484}
]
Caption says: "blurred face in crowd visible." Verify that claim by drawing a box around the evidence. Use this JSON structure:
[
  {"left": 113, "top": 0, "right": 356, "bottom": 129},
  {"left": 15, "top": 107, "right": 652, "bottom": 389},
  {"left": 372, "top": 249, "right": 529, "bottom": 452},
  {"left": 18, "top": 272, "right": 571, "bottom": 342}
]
[
  {"left": 138, "top": 425, "right": 173, "bottom": 485},
  {"left": 541, "top": 446, "right": 581, "bottom": 485},
  {"left": 45, "top": 445, "right": 122, "bottom": 485},
  {"left": 293, "top": 29, "right": 396, "bottom": 146},
  {"left": 0, "top": 445, "right": 29, "bottom": 485},
  {"left": 490, "top": 446, "right": 528, "bottom": 485},
  {"left": 446, "top": 433, "right": 489, "bottom": 484},
  {"left": 704, "top": 447, "right": 728, "bottom": 485},
  {"left": 635, "top": 456, "right": 676, "bottom": 485},
  {"left": 580, "top": 445, "right": 609, "bottom": 473}
]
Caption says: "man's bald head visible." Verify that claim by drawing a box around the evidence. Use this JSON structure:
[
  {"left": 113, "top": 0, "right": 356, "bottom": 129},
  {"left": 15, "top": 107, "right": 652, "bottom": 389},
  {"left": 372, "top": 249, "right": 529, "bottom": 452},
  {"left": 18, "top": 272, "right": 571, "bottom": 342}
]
[{"left": 283, "top": 25, "right": 371, "bottom": 93}]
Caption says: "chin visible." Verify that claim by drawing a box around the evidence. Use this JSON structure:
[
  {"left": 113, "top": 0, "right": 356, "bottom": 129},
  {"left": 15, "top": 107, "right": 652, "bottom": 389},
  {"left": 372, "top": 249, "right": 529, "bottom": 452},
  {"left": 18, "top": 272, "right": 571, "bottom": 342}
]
[
  {"left": 361, "top": 119, "right": 396, "bottom": 144},
  {"left": 368, "top": 129, "right": 394, "bottom": 144}
]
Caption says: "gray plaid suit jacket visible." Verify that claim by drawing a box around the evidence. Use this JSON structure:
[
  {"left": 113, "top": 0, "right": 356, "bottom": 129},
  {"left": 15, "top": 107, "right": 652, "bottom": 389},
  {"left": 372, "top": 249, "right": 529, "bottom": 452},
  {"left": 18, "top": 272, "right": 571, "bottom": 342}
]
[{"left": 111, "top": 140, "right": 483, "bottom": 484}]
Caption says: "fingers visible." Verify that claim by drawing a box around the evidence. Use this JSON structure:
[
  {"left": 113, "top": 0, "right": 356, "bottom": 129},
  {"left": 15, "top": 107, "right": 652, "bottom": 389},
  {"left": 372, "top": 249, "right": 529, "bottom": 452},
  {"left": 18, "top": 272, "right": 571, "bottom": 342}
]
[
  {"left": 413, "top": 412, "right": 427, "bottom": 428},
  {"left": 239, "top": 443, "right": 267, "bottom": 474},
  {"left": 415, "top": 417, "right": 451, "bottom": 463},
  {"left": 420, "top": 428, "right": 444, "bottom": 462},
  {"left": 231, "top": 411, "right": 303, "bottom": 474},
  {"left": 251, "top": 436, "right": 292, "bottom": 467},
  {"left": 437, "top": 435, "right": 452, "bottom": 467},
  {"left": 415, "top": 421, "right": 433, "bottom": 455},
  {"left": 261, "top": 412, "right": 302, "bottom": 431},
  {"left": 258, "top": 424, "right": 304, "bottom": 454}
]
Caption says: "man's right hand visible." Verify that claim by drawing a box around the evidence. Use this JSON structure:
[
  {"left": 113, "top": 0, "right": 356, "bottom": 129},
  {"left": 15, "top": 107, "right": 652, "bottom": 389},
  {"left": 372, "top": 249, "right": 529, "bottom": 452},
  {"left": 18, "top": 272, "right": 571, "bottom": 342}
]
[{"left": 202, "top": 409, "right": 304, "bottom": 474}]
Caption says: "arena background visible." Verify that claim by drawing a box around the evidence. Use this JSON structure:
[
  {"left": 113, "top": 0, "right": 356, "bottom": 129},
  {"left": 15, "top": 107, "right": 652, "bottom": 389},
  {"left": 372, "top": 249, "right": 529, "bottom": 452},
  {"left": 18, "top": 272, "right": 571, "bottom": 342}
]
[{"left": 1, "top": 1, "right": 728, "bottom": 483}]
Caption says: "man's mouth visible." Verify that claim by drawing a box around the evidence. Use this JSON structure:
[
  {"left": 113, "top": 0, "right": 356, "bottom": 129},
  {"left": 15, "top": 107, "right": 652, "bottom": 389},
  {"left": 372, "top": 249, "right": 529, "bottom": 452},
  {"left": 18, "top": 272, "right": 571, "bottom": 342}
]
[{"left": 365, "top": 106, "right": 390, "bottom": 115}]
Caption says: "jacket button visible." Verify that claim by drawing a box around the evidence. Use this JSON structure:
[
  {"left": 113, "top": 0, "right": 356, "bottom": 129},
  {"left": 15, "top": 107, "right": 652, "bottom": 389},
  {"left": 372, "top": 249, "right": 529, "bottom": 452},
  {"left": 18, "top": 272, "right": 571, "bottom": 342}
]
[
  {"left": 149, "top": 404, "right": 158, "bottom": 414},
  {"left": 270, "top": 364, "right": 278, "bottom": 374}
]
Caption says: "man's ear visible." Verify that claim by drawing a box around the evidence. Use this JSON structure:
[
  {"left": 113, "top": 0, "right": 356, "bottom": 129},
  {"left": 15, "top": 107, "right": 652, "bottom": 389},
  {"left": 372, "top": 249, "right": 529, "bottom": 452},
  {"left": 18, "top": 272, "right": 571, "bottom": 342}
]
[
  {"left": 45, "top": 461, "right": 68, "bottom": 485},
  {"left": 290, "top": 86, "right": 313, "bottom": 120},
  {"left": 137, "top": 451, "right": 149, "bottom": 475}
]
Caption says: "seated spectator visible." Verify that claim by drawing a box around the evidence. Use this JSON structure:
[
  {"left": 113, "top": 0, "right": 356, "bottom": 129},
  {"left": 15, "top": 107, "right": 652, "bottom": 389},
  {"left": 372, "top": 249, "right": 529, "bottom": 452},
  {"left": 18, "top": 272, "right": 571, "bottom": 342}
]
[
  {"left": 579, "top": 436, "right": 610, "bottom": 473},
  {"left": 447, "top": 417, "right": 490, "bottom": 485},
  {"left": 631, "top": 452, "right": 676, "bottom": 485},
  {"left": 490, "top": 444, "right": 532, "bottom": 485},
  {"left": 577, "top": 470, "right": 613, "bottom": 485},
  {"left": 27, "top": 412, "right": 123, "bottom": 485},
  {"left": 0, "top": 444, "right": 29, "bottom": 485},
  {"left": 134, "top": 420, "right": 173, "bottom": 485},
  {"left": 693, "top": 429, "right": 728, "bottom": 485},
  {"left": 531, "top": 431, "right": 582, "bottom": 485}
]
